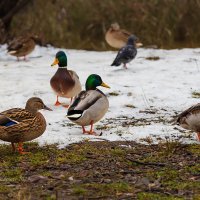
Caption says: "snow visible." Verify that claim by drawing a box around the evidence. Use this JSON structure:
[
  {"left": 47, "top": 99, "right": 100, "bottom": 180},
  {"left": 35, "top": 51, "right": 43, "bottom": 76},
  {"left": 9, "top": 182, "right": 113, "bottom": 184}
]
[{"left": 0, "top": 45, "right": 200, "bottom": 147}]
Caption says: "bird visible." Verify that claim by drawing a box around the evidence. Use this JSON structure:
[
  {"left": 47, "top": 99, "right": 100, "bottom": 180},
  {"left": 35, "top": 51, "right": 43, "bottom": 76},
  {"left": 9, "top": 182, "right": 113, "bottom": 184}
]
[
  {"left": 66, "top": 74, "right": 110, "bottom": 135},
  {"left": 105, "top": 23, "right": 143, "bottom": 49},
  {"left": 50, "top": 51, "right": 82, "bottom": 107},
  {"left": 0, "top": 97, "right": 52, "bottom": 154},
  {"left": 177, "top": 103, "right": 200, "bottom": 141},
  {"left": 111, "top": 35, "right": 138, "bottom": 69},
  {"left": 7, "top": 35, "right": 38, "bottom": 61}
]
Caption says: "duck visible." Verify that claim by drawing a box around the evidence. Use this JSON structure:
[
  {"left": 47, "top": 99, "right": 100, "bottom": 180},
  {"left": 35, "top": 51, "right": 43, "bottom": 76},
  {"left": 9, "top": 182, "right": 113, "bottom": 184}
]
[
  {"left": 7, "top": 35, "right": 38, "bottom": 61},
  {"left": 105, "top": 23, "right": 143, "bottom": 49},
  {"left": 0, "top": 97, "right": 52, "bottom": 154},
  {"left": 177, "top": 103, "right": 200, "bottom": 141},
  {"left": 66, "top": 74, "right": 110, "bottom": 135},
  {"left": 50, "top": 51, "right": 82, "bottom": 107},
  {"left": 111, "top": 35, "right": 138, "bottom": 69}
]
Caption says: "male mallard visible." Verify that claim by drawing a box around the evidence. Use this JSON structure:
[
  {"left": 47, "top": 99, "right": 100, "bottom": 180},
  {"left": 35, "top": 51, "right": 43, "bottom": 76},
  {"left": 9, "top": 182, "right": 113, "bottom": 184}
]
[
  {"left": 67, "top": 74, "right": 110, "bottom": 135},
  {"left": 177, "top": 103, "right": 200, "bottom": 141},
  {"left": 7, "top": 35, "right": 38, "bottom": 61},
  {"left": 0, "top": 97, "right": 52, "bottom": 154},
  {"left": 105, "top": 23, "right": 142, "bottom": 49},
  {"left": 111, "top": 35, "right": 138, "bottom": 69},
  {"left": 50, "top": 51, "right": 82, "bottom": 107}
]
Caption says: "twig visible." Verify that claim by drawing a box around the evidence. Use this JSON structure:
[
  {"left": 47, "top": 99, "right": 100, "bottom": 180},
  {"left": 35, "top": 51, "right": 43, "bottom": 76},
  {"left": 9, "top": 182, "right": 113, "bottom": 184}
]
[{"left": 126, "top": 157, "right": 166, "bottom": 167}]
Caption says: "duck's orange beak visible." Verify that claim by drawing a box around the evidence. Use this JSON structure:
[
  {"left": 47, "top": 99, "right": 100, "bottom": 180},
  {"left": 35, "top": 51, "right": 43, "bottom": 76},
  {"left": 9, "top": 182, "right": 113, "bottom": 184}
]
[
  {"left": 101, "top": 82, "right": 110, "bottom": 88},
  {"left": 51, "top": 58, "right": 59, "bottom": 66}
]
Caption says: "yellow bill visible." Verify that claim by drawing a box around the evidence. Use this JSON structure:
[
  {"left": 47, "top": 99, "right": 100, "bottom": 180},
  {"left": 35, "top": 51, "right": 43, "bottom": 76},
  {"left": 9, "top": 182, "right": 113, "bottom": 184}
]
[
  {"left": 101, "top": 82, "right": 110, "bottom": 88},
  {"left": 51, "top": 58, "right": 59, "bottom": 66}
]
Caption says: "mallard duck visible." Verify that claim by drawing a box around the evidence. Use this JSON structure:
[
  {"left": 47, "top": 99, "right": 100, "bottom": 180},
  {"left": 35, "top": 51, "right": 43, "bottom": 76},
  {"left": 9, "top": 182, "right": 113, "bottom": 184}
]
[
  {"left": 7, "top": 35, "right": 37, "bottom": 61},
  {"left": 177, "top": 104, "right": 200, "bottom": 141},
  {"left": 67, "top": 74, "right": 110, "bottom": 135},
  {"left": 50, "top": 51, "right": 82, "bottom": 107},
  {"left": 105, "top": 23, "right": 143, "bottom": 49},
  {"left": 111, "top": 35, "right": 138, "bottom": 69},
  {"left": 0, "top": 97, "right": 52, "bottom": 154}
]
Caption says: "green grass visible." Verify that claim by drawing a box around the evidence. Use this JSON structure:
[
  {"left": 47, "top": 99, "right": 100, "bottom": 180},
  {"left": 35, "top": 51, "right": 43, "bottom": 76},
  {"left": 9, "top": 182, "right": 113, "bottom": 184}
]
[
  {"left": 137, "top": 192, "right": 184, "bottom": 200},
  {"left": 0, "top": 141, "right": 199, "bottom": 199},
  {"left": 72, "top": 182, "right": 133, "bottom": 196}
]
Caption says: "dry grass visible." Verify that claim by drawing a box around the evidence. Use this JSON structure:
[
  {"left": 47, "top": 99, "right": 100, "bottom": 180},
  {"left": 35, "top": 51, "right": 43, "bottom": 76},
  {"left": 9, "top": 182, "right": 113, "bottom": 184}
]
[{"left": 9, "top": 0, "right": 200, "bottom": 50}]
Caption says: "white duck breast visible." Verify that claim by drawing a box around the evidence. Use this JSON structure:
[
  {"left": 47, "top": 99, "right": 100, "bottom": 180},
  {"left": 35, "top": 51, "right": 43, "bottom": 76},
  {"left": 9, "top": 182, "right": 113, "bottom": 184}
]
[
  {"left": 182, "top": 112, "right": 200, "bottom": 131},
  {"left": 177, "top": 103, "right": 200, "bottom": 132}
]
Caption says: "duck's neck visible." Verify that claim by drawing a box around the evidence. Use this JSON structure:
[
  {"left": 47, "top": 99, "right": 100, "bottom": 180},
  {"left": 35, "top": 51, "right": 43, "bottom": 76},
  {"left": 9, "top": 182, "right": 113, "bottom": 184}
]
[
  {"left": 25, "top": 105, "right": 38, "bottom": 115},
  {"left": 86, "top": 85, "right": 97, "bottom": 90},
  {"left": 58, "top": 65, "right": 68, "bottom": 69}
]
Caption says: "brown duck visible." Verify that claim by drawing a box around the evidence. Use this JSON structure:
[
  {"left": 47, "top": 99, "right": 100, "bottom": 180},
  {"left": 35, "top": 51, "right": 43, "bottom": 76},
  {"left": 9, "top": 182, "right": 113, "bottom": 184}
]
[
  {"left": 105, "top": 23, "right": 143, "bottom": 49},
  {"left": 0, "top": 97, "right": 52, "bottom": 154},
  {"left": 7, "top": 35, "right": 38, "bottom": 61},
  {"left": 50, "top": 51, "right": 82, "bottom": 107},
  {"left": 177, "top": 103, "right": 200, "bottom": 141}
]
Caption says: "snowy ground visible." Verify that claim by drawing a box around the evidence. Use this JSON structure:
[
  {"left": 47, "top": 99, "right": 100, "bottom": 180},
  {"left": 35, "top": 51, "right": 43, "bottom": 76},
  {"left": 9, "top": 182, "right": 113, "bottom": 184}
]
[{"left": 0, "top": 45, "right": 200, "bottom": 146}]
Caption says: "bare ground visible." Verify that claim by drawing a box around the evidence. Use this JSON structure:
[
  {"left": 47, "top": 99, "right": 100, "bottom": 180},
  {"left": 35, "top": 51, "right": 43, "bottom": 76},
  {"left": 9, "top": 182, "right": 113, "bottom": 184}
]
[{"left": 0, "top": 140, "right": 199, "bottom": 200}]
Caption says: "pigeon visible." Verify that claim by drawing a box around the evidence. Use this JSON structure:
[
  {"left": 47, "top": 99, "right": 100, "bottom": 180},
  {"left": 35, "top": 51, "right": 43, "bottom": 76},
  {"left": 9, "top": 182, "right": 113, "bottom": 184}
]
[{"left": 111, "top": 35, "right": 138, "bottom": 69}]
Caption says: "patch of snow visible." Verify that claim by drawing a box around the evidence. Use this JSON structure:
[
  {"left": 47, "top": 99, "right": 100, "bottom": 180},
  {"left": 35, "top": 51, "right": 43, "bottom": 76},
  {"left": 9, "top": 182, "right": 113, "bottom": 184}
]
[{"left": 0, "top": 45, "right": 200, "bottom": 146}]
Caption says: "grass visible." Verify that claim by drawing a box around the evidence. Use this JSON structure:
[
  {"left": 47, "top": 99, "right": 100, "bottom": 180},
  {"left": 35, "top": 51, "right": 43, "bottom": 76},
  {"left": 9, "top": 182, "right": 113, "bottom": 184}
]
[
  {"left": 145, "top": 56, "right": 160, "bottom": 61},
  {"left": 72, "top": 182, "right": 133, "bottom": 196},
  {"left": 0, "top": 141, "right": 199, "bottom": 199},
  {"left": 108, "top": 91, "right": 120, "bottom": 96},
  {"left": 192, "top": 91, "right": 200, "bottom": 98},
  {"left": 125, "top": 104, "right": 136, "bottom": 108},
  {"left": 8, "top": 0, "right": 200, "bottom": 50},
  {"left": 137, "top": 192, "right": 184, "bottom": 200}
]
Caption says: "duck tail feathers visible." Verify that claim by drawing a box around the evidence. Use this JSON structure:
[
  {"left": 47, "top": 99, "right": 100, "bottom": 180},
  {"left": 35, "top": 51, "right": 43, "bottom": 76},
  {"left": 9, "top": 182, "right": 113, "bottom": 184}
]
[{"left": 66, "top": 110, "right": 83, "bottom": 120}]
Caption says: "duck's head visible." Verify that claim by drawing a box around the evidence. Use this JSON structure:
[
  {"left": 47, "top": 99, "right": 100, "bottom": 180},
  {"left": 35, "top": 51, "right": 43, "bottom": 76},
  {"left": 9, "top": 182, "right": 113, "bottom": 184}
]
[
  {"left": 51, "top": 51, "right": 67, "bottom": 67},
  {"left": 110, "top": 23, "right": 120, "bottom": 31},
  {"left": 25, "top": 97, "right": 52, "bottom": 113},
  {"left": 85, "top": 74, "right": 110, "bottom": 90}
]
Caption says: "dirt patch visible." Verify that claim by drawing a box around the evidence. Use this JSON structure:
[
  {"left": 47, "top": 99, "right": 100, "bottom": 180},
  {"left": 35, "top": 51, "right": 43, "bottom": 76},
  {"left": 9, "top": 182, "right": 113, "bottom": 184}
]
[{"left": 0, "top": 141, "right": 199, "bottom": 199}]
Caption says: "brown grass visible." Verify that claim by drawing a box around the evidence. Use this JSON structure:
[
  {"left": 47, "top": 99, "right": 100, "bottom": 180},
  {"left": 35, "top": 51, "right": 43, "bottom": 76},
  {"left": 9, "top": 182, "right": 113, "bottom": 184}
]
[{"left": 9, "top": 0, "right": 200, "bottom": 50}]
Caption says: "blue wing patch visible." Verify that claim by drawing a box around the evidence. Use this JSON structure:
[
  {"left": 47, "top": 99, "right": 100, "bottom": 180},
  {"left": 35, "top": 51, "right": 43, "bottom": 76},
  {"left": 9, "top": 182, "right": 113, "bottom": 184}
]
[
  {"left": 0, "top": 115, "right": 18, "bottom": 127},
  {"left": 4, "top": 121, "right": 18, "bottom": 127}
]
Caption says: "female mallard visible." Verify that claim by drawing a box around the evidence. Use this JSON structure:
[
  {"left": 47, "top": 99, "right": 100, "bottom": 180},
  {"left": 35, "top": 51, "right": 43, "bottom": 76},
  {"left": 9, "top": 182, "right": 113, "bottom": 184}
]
[
  {"left": 67, "top": 74, "right": 110, "bottom": 135},
  {"left": 0, "top": 97, "right": 52, "bottom": 154},
  {"left": 105, "top": 23, "right": 142, "bottom": 49},
  {"left": 50, "top": 51, "right": 82, "bottom": 107},
  {"left": 7, "top": 35, "right": 37, "bottom": 61},
  {"left": 177, "top": 103, "right": 200, "bottom": 141}
]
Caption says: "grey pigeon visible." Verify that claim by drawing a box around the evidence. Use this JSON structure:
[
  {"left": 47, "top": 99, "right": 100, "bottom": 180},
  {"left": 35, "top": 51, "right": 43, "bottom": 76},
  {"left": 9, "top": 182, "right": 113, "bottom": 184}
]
[{"left": 111, "top": 35, "right": 138, "bottom": 69}]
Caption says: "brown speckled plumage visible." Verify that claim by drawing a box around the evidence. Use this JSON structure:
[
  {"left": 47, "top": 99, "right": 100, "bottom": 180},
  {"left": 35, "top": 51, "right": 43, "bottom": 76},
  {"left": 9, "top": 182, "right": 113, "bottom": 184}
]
[{"left": 0, "top": 97, "right": 51, "bottom": 153}]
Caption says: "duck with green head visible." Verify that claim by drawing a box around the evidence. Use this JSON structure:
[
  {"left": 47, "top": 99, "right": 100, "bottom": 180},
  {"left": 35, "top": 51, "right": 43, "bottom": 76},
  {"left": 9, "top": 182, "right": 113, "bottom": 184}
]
[
  {"left": 50, "top": 51, "right": 81, "bottom": 107},
  {"left": 67, "top": 74, "right": 110, "bottom": 135}
]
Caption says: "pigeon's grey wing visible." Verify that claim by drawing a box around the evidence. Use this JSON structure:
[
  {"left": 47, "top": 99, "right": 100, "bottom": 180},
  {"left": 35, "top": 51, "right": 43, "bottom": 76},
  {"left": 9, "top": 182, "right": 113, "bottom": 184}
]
[{"left": 111, "top": 46, "right": 126, "bottom": 66}]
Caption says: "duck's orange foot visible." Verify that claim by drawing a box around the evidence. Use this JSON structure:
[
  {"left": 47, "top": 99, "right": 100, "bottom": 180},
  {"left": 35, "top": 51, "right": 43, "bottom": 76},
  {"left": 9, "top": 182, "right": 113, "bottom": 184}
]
[
  {"left": 54, "top": 101, "right": 61, "bottom": 106},
  {"left": 18, "top": 143, "right": 30, "bottom": 155},
  {"left": 62, "top": 104, "right": 69, "bottom": 108},
  {"left": 83, "top": 131, "right": 97, "bottom": 136}
]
